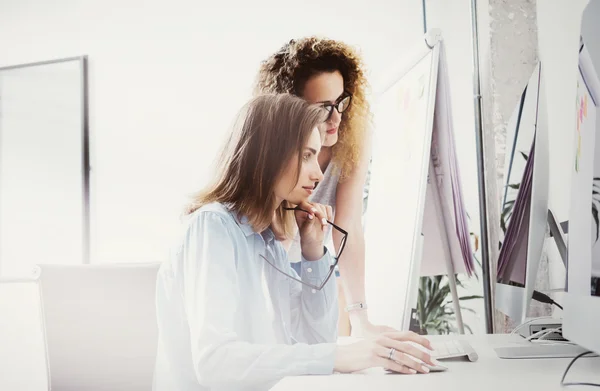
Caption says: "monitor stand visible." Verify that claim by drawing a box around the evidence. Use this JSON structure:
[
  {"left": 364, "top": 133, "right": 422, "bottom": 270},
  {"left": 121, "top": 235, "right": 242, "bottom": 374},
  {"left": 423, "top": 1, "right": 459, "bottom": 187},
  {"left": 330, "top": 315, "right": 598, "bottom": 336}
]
[
  {"left": 495, "top": 342, "right": 589, "bottom": 359},
  {"left": 496, "top": 317, "right": 591, "bottom": 359},
  {"left": 495, "top": 211, "right": 584, "bottom": 359}
]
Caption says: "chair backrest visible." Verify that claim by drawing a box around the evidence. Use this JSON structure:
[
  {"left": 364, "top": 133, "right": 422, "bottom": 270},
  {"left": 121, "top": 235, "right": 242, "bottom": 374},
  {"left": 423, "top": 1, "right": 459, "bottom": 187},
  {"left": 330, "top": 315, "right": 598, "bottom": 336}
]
[
  {"left": 36, "top": 263, "right": 161, "bottom": 391},
  {"left": 0, "top": 277, "right": 50, "bottom": 391}
]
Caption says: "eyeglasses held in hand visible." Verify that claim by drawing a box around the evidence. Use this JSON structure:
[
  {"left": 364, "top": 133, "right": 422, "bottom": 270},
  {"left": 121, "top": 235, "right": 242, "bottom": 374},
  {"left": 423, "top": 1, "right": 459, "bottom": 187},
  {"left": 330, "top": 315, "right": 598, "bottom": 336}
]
[
  {"left": 260, "top": 206, "right": 348, "bottom": 291},
  {"left": 322, "top": 93, "right": 352, "bottom": 121}
]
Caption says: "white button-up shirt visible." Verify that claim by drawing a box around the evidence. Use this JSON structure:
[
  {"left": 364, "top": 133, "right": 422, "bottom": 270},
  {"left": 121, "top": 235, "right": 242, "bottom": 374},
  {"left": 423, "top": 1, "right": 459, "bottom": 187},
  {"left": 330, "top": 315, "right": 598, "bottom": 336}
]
[{"left": 153, "top": 203, "right": 338, "bottom": 391}]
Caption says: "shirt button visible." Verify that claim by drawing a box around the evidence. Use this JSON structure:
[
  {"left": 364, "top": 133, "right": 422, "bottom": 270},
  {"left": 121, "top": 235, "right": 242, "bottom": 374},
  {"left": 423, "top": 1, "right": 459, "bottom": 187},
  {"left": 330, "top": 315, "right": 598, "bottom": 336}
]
[
  {"left": 311, "top": 289, "right": 317, "bottom": 294},
  {"left": 307, "top": 267, "right": 313, "bottom": 273}
]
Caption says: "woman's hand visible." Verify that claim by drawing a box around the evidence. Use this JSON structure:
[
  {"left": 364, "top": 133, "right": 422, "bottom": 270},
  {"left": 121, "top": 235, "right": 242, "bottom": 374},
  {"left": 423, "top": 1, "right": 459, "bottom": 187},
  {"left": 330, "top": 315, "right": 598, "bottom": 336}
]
[
  {"left": 348, "top": 312, "right": 398, "bottom": 337},
  {"left": 334, "top": 331, "right": 434, "bottom": 374},
  {"left": 295, "top": 201, "right": 332, "bottom": 261}
]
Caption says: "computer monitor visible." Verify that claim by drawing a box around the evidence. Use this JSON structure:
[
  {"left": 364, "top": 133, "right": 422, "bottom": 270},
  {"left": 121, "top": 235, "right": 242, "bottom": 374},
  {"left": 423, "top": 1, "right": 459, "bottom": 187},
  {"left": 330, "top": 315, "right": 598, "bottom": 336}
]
[
  {"left": 563, "top": 2, "right": 600, "bottom": 356},
  {"left": 495, "top": 62, "right": 550, "bottom": 324}
]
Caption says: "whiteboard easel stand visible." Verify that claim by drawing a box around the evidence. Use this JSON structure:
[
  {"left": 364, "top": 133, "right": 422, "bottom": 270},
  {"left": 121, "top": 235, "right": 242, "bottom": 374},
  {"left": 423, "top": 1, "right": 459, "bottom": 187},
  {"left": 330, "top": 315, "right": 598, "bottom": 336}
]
[
  {"left": 407, "top": 30, "right": 467, "bottom": 334},
  {"left": 428, "top": 159, "right": 465, "bottom": 333},
  {"left": 373, "top": 29, "right": 467, "bottom": 334}
]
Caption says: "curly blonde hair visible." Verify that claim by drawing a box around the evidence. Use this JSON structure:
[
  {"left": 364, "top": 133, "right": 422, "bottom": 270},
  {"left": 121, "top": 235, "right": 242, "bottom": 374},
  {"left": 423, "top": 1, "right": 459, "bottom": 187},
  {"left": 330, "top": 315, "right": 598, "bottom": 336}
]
[{"left": 255, "top": 37, "right": 371, "bottom": 179}]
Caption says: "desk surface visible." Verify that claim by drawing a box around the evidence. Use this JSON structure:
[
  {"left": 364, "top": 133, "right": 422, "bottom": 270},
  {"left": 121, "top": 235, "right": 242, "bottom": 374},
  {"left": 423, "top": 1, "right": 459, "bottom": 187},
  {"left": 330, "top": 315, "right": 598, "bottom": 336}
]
[{"left": 271, "top": 334, "right": 600, "bottom": 390}]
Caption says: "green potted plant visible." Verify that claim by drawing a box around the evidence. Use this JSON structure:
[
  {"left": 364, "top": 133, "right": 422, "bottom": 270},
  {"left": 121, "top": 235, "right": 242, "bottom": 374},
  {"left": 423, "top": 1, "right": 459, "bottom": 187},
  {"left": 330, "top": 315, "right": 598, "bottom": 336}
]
[
  {"left": 415, "top": 228, "right": 483, "bottom": 335},
  {"left": 416, "top": 274, "right": 483, "bottom": 334}
]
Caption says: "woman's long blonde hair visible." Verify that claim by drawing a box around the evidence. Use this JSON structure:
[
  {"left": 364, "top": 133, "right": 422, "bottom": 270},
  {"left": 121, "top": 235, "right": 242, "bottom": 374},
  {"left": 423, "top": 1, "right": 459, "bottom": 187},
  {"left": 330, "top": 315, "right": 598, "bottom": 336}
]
[
  {"left": 255, "top": 37, "right": 371, "bottom": 179},
  {"left": 186, "top": 94, "right": 327, "bottom": 237}
]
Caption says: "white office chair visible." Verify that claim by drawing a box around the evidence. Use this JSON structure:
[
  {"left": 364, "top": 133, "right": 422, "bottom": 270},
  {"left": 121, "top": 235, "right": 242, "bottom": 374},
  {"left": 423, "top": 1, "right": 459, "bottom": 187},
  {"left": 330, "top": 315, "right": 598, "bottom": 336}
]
[
  {"left": 36, "top": 263, "right": 161, "bottom": 391},
  {"left": 0, "top": 277, "right": 51, "bottom": 391}
]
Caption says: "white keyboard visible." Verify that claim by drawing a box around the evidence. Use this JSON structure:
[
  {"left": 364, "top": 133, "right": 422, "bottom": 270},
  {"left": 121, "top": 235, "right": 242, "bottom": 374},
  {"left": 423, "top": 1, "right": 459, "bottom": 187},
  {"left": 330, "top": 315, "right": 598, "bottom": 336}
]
[{"left": 431, "top": 339, "right": 479, "bottom": 362}]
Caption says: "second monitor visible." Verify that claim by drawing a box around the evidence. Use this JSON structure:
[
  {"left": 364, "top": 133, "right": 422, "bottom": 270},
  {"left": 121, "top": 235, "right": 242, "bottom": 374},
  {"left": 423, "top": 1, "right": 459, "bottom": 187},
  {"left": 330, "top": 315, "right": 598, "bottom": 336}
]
[{"left": 496, "top": 62, "right": 550, "bottom": 324}]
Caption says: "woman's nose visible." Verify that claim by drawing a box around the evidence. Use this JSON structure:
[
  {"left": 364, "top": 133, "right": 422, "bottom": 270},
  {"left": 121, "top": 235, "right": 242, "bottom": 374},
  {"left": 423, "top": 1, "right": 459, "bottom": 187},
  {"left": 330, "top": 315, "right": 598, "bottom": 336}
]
[
  {"left": 312, "top": 164, "right": 324, "bottom": 182},
  {"left": 329, "top": 108, "right": 342, "bottom": 126}
]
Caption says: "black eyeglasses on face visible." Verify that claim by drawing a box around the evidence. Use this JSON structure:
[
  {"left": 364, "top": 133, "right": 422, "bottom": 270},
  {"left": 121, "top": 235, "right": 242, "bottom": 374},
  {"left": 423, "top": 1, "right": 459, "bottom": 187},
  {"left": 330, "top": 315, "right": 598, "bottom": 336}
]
[
  {"left": 260, "top": 206, "right": 348, "bottom": 291},
  {"left": 322, "top": 93, "right": 352, "bottom": 122}
]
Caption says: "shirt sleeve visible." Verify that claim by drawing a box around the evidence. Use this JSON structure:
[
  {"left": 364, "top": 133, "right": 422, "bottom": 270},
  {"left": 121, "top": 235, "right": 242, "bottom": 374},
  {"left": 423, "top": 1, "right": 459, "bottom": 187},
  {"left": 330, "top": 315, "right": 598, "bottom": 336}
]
[
  {"left": 284, "top": 246, "right": 339, "bottom": 344},
  {"left": 181, "top": 211, "right": 337, "bottom": 390}
]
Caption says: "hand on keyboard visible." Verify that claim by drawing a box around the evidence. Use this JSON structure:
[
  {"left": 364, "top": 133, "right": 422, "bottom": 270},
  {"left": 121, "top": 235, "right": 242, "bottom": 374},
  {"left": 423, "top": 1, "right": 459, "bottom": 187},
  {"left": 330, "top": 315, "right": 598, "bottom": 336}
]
[{"left": 334, "top": 331, "right": 435, "bottom": 374}]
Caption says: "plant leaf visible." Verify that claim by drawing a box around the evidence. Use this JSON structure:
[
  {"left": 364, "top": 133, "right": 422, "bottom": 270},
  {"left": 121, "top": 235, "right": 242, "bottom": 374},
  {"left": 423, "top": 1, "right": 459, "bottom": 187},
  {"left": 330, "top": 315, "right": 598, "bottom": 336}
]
[
  {"left": 469, "top": 232, "right": 480, "bottom": 252},
  {"left": 417, "top": 275, "right": 476, "bottom": 335},
  {"left": 593, "top": 204, "right": 599, "bottom": 243},
  {"left": 501, "top": 203, "right": 515, "bottom": 232},
  {"left": 459, "top": 307, "right": 478, "bottom": 314},
  {"left": 458, "top": 295, "right": 484, "bottom": 301}
]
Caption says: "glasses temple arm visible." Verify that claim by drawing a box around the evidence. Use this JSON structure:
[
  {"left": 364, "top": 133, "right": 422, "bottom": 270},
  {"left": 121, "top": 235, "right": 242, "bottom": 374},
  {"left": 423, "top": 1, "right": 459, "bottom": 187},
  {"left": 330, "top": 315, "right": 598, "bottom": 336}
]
[{"left": 283, "top": 206, "right": 348, "bottom": 236}]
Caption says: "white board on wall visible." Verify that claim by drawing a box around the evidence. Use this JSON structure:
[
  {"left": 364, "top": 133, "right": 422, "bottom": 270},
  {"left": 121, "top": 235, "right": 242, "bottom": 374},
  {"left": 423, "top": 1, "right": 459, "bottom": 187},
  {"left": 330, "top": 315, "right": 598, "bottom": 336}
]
[{"left": 0, "top": 58, "right": 89, "bottom": 277}]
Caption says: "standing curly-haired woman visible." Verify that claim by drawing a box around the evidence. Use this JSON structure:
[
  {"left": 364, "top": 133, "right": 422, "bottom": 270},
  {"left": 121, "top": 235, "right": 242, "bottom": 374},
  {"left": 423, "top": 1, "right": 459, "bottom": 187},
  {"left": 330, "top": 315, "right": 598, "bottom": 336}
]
[{"left": 255, "top": 37, "right": 396, "bottom": 337}]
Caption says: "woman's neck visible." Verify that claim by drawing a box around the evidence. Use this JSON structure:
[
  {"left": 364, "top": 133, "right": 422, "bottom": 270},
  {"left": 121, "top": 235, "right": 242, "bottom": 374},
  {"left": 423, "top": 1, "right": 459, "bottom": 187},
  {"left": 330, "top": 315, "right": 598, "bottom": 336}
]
[
  {"left": 318, "top": 146, "right": 333, "bottom": 173},
  {"left": 269, "top": 202, "right": 286, "bottom": 240},
  {"left": 273, "top": 198, "right": 283, "bottom": 215}
]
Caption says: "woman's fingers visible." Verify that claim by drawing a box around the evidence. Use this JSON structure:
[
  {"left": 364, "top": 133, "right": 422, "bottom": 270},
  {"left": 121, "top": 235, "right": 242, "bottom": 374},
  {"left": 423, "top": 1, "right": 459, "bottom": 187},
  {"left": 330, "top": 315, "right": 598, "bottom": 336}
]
[
  {"left": 389, "top": 339, "right": 432, "bottom": 365},
  {"left": 315, "top": 204, "right": 328, "bottom": 228},
  {"left": 298, "top": 201, "right": 329, "bottom": 227},
  {"left": 325, "top": 205, "right": 333, "bottom": 222},
  {"left": 375, "top": 356, "right": 416, "bottom": 374},
  {"left": 383, "top": 331, "right": 433, "bottom": 350},
  {"left": 375, "top": 345, "right": 430, "bottom": 374},
  {"left": 295, "top": 201, "right": 316, "bottom": 226},
  {"left": 297, "top": 200, "right": 317, "bottom": 217}
]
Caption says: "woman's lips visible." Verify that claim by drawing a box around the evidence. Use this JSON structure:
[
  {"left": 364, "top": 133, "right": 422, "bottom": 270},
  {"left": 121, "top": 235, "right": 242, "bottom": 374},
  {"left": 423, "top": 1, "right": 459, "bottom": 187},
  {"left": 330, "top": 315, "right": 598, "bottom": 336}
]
[{"left": 302, "top": 186, "right": 314, "bottom": 195}]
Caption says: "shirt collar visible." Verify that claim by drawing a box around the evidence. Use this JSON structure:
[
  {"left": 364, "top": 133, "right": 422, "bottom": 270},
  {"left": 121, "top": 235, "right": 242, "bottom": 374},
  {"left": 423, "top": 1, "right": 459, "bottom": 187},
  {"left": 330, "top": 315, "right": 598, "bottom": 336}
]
[
  {"left": 261, "top": 228, "right": 275, "bottom": 245},
  {"left": 231, "top": 211, "right": 256, "bottom": 237},
  {"left": 229, "top": 207, "right": 275, "bottom": 245}
]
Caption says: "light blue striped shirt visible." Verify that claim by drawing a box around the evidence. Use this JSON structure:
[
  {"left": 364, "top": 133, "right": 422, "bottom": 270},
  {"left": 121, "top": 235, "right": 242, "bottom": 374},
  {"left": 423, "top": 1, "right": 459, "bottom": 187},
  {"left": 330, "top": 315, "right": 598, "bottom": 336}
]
[{"left": 153, "top": 202, "right": 338, "bottom": 391}]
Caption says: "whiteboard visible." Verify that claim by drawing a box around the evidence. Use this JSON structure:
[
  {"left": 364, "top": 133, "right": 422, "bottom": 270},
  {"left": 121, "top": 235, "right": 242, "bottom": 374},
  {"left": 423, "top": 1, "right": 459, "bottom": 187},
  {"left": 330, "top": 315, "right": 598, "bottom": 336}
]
[
  {"left": 0, "top": 57, "right": 89, "bottom": 277},
  {"left": 365, "top": 43, "right": 440, "bottom": 330},
  {"left": 420, "top": 44, "right": 474, "bottom": 278}
]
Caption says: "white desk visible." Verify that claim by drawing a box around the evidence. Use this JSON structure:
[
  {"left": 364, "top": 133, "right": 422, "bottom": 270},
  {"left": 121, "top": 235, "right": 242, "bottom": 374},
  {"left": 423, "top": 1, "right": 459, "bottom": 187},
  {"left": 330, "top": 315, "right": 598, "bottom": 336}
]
[{"left": 271, "top": 334, "right": 600, "bottom": 390}]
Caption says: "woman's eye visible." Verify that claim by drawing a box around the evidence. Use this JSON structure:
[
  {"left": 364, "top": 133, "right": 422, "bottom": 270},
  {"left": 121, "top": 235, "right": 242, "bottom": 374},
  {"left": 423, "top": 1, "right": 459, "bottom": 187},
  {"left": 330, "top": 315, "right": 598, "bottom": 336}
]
[{"left": 303, "top": 154, "right": 310, "bottom": 161}]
